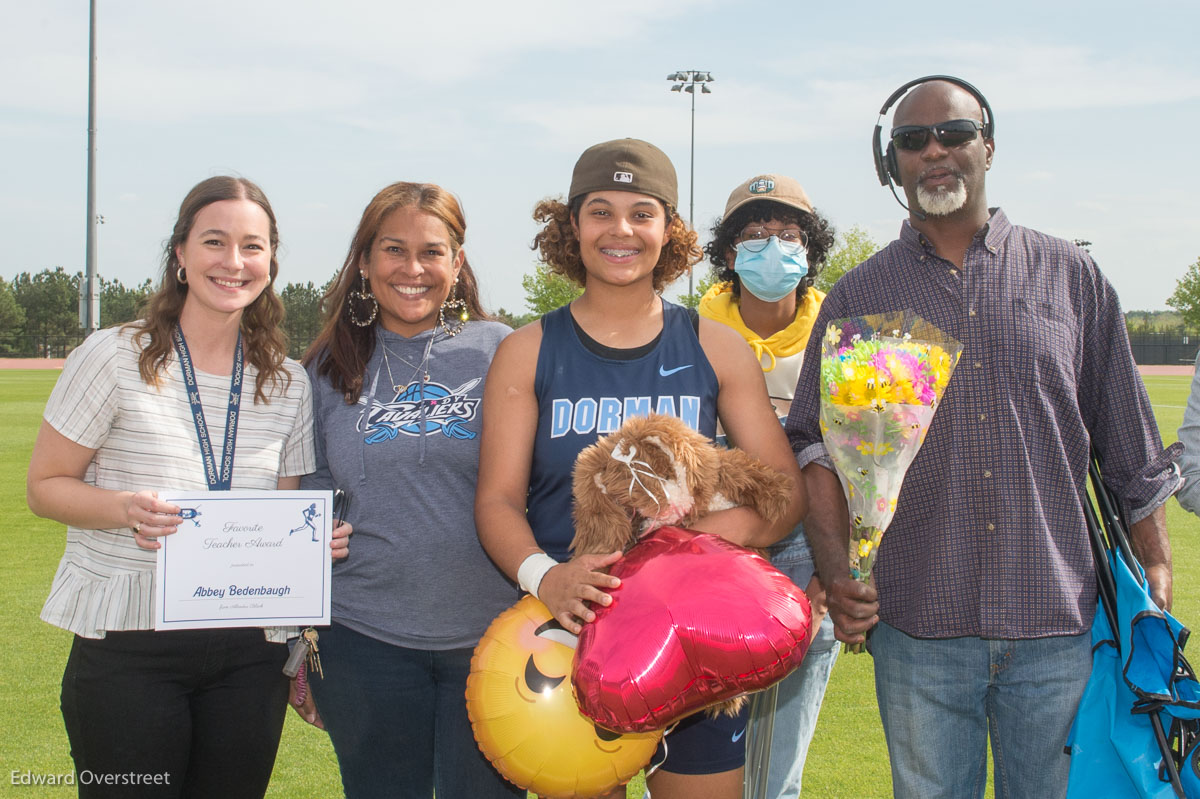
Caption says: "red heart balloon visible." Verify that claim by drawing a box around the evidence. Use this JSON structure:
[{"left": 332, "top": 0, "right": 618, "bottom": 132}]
[{"left": 572, "top": 526, "right": 812, "bottom": 734}]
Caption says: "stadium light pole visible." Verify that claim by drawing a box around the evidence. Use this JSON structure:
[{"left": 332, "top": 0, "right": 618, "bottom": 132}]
[
  {"left": 667, "top": 70, "right": 714, "bottom": 299},
  {"left": 82, "top": 0, "right": 100, "bottom": 336}
]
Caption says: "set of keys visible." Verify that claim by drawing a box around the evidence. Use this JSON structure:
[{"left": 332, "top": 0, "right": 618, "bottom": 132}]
[
  {"left": 283, "top": 627, "right": 323, "bottom": 681},
  {"left": 284, "top": 489, "right": 345, "bottom": 698}
]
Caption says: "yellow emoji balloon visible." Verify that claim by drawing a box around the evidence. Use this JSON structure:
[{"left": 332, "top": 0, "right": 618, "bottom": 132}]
[{"left": 466, "top": 596, "right": 661, "bottom": 798}]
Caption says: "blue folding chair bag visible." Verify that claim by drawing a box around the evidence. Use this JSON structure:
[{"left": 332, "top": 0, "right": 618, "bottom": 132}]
[
  {"left": 1068, "top": 549, "right": 1200, "bottom": 798},
  {"left": 1068, "top": 569, "right": 1162, "bottom": 798},
  {"left": 1067, "top": 448, "right": 1199, "bottom": 799},
  {"left": 1118, "top": 555, "right": 1200, "bottom": 712}
]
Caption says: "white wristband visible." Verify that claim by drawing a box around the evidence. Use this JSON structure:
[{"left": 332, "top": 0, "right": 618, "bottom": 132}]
[{"left": 517, "top": 552, "right": 559, "bottom": 599}]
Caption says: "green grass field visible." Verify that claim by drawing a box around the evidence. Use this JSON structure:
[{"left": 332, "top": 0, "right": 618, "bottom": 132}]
[{"left": 2, "top": 369, "right": 1196, "bottom": 798}]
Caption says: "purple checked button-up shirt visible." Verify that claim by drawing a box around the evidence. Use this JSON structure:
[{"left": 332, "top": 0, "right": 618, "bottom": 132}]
[{"left": 786, "top": 208, "right": 1179, "bottom": 639}]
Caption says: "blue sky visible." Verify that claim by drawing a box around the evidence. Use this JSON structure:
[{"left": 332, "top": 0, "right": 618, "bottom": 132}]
[{"left": 3, "top": 0, "right": 1198, "bottom": 315}]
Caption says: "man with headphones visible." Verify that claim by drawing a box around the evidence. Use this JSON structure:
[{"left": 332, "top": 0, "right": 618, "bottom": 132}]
[{"left": 786, "top": 76, "right": 1179, "bottom": 798}]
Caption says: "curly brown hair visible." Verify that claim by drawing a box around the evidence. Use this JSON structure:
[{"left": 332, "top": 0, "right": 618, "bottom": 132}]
[
  {"left": 531, "top": 195, "right": 702, "bottom": 294},
  {"left": 703, "top": 199, "right": 836, "bottom": 302},
  {"left": 303, "top": 181, "right": 494, "bottom": 404},
  {"left": 124, "top": 176, "right": 289, "bottom": 405}
]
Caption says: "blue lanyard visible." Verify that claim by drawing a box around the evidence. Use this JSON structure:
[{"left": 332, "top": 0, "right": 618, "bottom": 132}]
[{"left": 172, "top": 326, "right": 243, "bottom": 491}]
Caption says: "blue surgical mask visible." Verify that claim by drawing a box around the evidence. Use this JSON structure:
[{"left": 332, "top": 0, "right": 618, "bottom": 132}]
[{"left": 733, "top": 237, "right": 809, "bottom": 302}]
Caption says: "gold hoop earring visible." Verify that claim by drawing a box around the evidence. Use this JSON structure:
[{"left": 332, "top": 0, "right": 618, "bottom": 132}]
[
  {"left": 438, "top": 276, "right": 468, "bottom": 337},
  {"left": 347, "top": 272, "right": 378, "bottom": 328},
  {"left": 177, "top": 266, "right": 188, "bottom": 285}
]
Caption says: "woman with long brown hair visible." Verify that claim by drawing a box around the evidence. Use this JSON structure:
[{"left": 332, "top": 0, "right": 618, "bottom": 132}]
[
  {"left": 27, "top": 175, "right": 350, "bottom": 798},
  {"left": 300, "top": 182, "right": 520, "bottom": 799}
]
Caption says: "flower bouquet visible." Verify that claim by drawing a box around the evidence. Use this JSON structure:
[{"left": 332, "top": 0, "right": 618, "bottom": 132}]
[{"left": 818, "top": 312, "right": 963, "bottom": 652}]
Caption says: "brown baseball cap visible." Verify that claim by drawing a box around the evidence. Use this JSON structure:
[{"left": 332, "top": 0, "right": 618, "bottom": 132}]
[
  {"left": 723, "top": 174, "right": 814, "bottom": 217},
  {"left": 568, "top": 138, "right": 678, "bottom": 209}
]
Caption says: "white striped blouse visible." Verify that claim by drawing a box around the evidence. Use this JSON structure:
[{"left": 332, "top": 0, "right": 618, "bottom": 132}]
[{"left": 39, "top": 326, "right": 315, "bottom": 642}]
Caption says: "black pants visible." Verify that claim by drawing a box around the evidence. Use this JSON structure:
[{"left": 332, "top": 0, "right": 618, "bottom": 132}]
[{"left": 61, "top": 629, "right": 289, "bottom": 799}]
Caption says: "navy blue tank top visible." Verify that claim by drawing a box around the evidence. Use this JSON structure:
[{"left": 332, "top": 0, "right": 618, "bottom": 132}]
[{"left": 527, "top": 300, "right": 719, "bottom": 560}]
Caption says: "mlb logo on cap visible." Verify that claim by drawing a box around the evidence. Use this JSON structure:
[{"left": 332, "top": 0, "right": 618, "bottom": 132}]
[
  {"left": 749, "top": 178, "right": 775, "bottom": 194},
  {"left": 568, "top": 138, "right": 679, "bottom": 207}
]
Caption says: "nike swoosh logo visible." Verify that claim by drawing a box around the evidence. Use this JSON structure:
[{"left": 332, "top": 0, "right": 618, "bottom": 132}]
[
  {"left": 732, "top": 728, "right": 746, "bottom": 743},
  {"left": 659, "top": 364, "right": 694, "bottom": 377}
]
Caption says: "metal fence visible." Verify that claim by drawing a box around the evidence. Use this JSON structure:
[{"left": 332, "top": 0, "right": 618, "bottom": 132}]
[
  {"left": 0, "top": 332, "right": 317, "bottom": 361},
  {"left": 0, "top": 335, "right": 86, "bottom": 359},
  {"left": 1129, "top": 332, "right": 1198, "bottom": 365},
  {"left": 2, "top": 332, "right": 1195, "bottom": 367}
]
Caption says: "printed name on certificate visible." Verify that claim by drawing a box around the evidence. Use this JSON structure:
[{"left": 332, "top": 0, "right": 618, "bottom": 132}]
[{"left": 154, "top": 490, "right": 333, "bottom": 630}]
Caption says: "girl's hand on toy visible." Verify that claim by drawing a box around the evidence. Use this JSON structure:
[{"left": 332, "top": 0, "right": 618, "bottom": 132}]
[{"left": 538, "top": 551, "right": 622, "bottom": 635}]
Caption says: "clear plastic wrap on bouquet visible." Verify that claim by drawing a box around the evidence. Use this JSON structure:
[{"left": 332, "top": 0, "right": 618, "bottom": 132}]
[
  {"left": 818, "top": 312, "right": 962, "bottom": 649},
  {"left": 820, "top": 401, "right": 936, "bottom": 578}
]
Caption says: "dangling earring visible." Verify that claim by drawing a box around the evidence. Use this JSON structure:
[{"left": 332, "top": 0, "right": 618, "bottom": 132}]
[
  {"left": 177, "top": 266, "right": 188, "bottom": 285},
  {"left": 347, "top": 272, "right": 378, "bottom": 328},
  {"left": 438, "top": 276, "right": 468, "bottom": 337}
]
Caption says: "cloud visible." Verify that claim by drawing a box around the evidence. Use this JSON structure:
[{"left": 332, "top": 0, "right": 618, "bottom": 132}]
[
  {"left": 504, "top": 78, "right": 875, "bottom": 151},
  {"left": 500, "top": 36, "right": 1200, "bottom": 151},
  {"left": 766, "top": 40, "right": 1200, "bottom": 115},
  {"left": 971, "top": 43, "right": 1200, "bottom": 110},
  {"left": 0, "top": 0, "right": 717, "bottom": 119}
]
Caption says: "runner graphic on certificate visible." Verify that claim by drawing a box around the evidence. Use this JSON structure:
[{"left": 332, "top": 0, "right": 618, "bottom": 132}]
[{"left": 155, "top": 490, "right": 333, "bottom": 630}]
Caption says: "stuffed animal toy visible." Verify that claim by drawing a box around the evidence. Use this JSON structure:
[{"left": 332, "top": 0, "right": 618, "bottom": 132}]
[
  {"left": 570, "top": 412, "right": 793, "bottom": 556},
  {"left": 569, "top": 412, "right": 801, "bottom": 723},
  {"left": 573, "top": 527, "right": 813, "bottom": 733}
]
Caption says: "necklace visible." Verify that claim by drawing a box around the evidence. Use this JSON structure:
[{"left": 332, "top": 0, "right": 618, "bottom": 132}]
[{"left": 380, "top": 332, "right": 436, "bottom": 394}]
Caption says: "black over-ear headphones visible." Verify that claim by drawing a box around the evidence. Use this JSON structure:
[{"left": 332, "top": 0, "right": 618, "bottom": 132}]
[{"left": 872, "top": 74, "right": 994, "bottom": 189}]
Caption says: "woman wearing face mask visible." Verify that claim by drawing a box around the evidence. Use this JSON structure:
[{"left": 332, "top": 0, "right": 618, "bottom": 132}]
[
  {"left": 476, "top": 142, "right": 807, "bottom": 799},
  {"left": 698, "top": 174, "right": 839, "bottom": 798}
]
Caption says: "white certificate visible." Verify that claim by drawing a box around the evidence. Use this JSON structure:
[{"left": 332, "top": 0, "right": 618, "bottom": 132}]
[{"left": 154, "top": 490, "right": 333, "bottom": 630}]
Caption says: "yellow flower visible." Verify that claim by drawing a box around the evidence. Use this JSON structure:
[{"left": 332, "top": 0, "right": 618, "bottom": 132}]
[
  {"left": 855, "top": 441, "right": 895, "bottom": 456},
  {"left": 858, "top": 540, "right": 873, "bottom": 557}
]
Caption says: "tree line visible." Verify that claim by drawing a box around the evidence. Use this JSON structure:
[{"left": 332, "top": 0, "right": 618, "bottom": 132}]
[
  {"left": 7, "top": 233, "right": 1189, "bottom": 359},
  {"left": 0, "top": 226, "right": 878, "bottom": 358},
  {"left": 1167, "top": 257, "right": 1200, "bottom": 332},
  {"left": 0, "top": 268, "right": 331, "bottom": 359}
]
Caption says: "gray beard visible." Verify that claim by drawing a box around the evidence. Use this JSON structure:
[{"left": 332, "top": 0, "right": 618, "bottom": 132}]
[{"left": 916, "top": 180, "right": 968, "bottom": 216}]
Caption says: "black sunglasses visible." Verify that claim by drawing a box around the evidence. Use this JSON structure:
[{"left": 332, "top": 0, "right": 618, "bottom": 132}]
[{"left": 890, "top": 119, "right": 984, "bottom": 152}]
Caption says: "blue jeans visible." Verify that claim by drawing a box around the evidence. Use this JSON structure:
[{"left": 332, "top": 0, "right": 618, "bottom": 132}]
[
  {"left": 749, "top": 526, "right": 839, "bottom": 797},
  {"left": 310, "top": 623, "right": 521, "bottom": 799},
  {"left": 871, "top": 621, "right": 1092, "bottom": 799}
]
